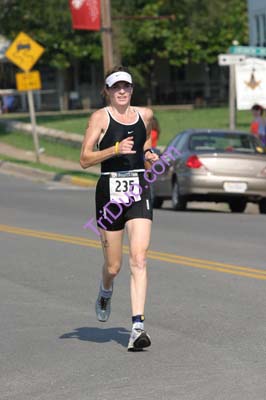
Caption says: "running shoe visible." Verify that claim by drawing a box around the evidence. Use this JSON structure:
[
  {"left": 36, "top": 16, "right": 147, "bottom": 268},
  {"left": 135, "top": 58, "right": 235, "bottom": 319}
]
[
  {"left": 127, "top": 325, "right": 151, "bottom": 351},
  {"left": 95, "top": 283, "right": 113, "bottom": 322}
]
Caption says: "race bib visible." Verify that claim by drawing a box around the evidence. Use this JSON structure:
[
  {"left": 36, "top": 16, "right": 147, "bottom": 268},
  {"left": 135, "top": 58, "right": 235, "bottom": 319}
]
[{"left": 109, "top": 173, "right": 141, "bottom": 203}]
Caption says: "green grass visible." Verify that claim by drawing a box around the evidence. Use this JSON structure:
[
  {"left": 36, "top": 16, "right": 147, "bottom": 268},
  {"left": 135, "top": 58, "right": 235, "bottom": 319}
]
[
  {"left": 154, "top": 108, "right": 251, "bottom": 144},
  {"left": 7, "top": 113, "right": 89, "bottom": 135},
  {"left": 1, "top": 107, "right": 252, "bottom": 147},
  {"left": 0, "top": 128, "right": 81, "bottom": 162},
  {"left": 0, "top": 154, "right": 98, "bottom": 181}
]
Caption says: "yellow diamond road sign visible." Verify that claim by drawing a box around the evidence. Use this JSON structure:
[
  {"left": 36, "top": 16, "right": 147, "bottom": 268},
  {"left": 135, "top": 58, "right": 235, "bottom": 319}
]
[
  {"left": 16, "top": 71, "right": 42, "bottom": 91},
  {"left": 5, "top": 32, "right": 44, "bottom": 72}
]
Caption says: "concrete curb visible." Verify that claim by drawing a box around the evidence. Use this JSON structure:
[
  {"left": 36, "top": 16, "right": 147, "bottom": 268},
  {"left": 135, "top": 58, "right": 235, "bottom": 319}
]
[
  {"left": 0, "top": 160, "right": 97, "bottom": 187},
  {"left": 62, "top": 175, "right": 96, "bottom": 187}
]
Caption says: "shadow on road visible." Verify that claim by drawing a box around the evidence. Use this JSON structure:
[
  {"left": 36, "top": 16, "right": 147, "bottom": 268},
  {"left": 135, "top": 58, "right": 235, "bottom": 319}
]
[{"left": 59, "top": 326, "right": 130, "bottom": 348}]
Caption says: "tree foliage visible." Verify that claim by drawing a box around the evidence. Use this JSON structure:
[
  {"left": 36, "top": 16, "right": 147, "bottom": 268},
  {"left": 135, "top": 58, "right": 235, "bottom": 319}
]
[
  {"left": 112, "top": 0, "right": 248, "bottom": 81},
  {"left": 0, "top": 0, "right": 102, "bottom": 69},
  {"left": 0, "top": 0, "right": 248, "bottom": 76}
]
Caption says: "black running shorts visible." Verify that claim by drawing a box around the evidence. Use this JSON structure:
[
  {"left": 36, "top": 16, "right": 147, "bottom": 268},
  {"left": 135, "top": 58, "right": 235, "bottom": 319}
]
[{"left": 95, "top": 172, "right": 153, "bottom": 231}]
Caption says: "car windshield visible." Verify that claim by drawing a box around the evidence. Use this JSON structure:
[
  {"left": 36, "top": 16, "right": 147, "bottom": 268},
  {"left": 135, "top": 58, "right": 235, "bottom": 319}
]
[{"left": 188, "top": 132, "right": 263, "bottom": 154}]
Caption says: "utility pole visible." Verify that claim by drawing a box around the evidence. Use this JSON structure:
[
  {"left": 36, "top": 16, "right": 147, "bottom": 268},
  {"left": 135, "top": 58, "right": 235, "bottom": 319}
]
[{"left": 101, "top": 0, "right": 114, "bottom": 75}]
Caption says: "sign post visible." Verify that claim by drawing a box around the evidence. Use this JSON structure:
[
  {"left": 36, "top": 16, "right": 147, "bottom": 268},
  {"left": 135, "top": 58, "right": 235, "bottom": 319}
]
[
  {"left": 15, "top": 70, "right": 42, "bottom": 162},
  {"left": 5, "top": 32, "right": 44, "bottom": 162},
  {"left": 27, "top": 90, "right": 40, "bottom": 162},
  {"left": 218, "top": 54, "right": 246, "bottom": 130},
  {"left": 229, "top": 65, "right": 236, "bottom": 130}
]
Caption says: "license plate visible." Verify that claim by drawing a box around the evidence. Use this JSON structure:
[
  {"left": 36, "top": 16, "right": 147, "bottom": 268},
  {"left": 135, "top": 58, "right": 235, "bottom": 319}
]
[{"left": 223, "top": 182, "right": 247, "bottom": 193}]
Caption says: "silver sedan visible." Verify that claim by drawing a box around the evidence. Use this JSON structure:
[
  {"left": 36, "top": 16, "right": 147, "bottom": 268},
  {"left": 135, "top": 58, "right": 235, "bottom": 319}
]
[{"left": 151, "top": 129, "right": 266, "bottom": 213}]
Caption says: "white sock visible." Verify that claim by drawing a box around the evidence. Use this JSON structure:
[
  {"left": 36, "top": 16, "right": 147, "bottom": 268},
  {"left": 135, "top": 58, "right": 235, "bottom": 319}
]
[
  {"left": 133, "top": 322, "right": 144, "bottom": 331},
  {"left": 100, "top": 281, "right": 113, "bottom": 295}
]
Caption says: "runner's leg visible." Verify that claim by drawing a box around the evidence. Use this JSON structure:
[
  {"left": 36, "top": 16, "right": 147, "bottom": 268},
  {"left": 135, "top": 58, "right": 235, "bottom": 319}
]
[
  {"left": 126, "top": 219, "right": 152, "bottom": 315},
  {"left": 95, "top": 228, "right": 124, "bottom": 322},
  {"left": 99, "top": 228, "right": 124, "bottom": 290},
  {"left": 126, "top": 218, "right": 152, "bottom": 350}
]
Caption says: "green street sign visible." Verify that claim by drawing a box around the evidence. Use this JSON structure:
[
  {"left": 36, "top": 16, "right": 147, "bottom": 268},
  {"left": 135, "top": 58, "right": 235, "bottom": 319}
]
[{"left": 229, "top": 46, "right": 266, "bottom": 57}]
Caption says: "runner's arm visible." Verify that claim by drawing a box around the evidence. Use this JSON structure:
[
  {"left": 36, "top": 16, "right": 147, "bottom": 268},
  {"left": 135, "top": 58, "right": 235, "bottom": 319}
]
[
  {"left": 141, "top": 107, "right": 153, "bottom": 151},
  {"left": 140, "top": 108, "right": 159, "bottom": 163},
  {"left": 80, "top": 111, "right": 115, "bottom": 168}
]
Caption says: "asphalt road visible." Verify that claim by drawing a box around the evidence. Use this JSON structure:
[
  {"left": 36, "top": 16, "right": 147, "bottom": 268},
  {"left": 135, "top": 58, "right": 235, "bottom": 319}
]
[{"left": 1, "top": 174, "right": 266, "bottom": 400}]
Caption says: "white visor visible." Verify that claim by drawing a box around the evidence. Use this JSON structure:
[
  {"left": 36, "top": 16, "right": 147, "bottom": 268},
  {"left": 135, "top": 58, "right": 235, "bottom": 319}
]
[{"left": 105, "top": 71, "right": 132, "bottom": 88}]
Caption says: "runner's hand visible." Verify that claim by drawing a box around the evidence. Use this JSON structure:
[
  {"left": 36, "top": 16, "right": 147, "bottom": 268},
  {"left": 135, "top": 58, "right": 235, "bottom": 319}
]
[
  {"left": 117, "top": 136, "right": 136, "bottom": 154},
  {"left": 145, "top": 151, "right": 159, "bottom": 163}
]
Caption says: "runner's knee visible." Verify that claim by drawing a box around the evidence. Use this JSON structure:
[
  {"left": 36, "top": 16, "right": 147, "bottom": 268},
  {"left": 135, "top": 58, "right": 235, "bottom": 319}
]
[
  {"left": 129, "top": 253, "right": 147, "bottom": 272},
  {"left": 105, "top": 261, "right": 121, "bottom": 277}
]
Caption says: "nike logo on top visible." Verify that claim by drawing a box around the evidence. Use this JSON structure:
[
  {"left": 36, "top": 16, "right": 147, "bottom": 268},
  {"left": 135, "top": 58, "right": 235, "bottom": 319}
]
[{"left": 128, "top": 130, "right": 134, "bottom": 134}]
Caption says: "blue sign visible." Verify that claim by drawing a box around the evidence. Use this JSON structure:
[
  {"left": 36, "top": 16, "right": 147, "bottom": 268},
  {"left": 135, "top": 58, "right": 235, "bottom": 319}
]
[{"left": 229, "top": 46, "right": 266, "bottom": 57}]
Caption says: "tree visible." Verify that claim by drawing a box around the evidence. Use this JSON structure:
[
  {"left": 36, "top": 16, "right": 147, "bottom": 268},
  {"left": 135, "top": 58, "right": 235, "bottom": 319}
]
[
  {"left": 112, "top": 0, "right": 248, "bottom": 103},
  {"left": 0, "top": 0, "right": 249, "bottom": 105},
  {"left": 0, "top": 0, "right": 102, "bottom": 108},
  {"left": 0, "top": 0, "right": 102, "bottom": 69}
]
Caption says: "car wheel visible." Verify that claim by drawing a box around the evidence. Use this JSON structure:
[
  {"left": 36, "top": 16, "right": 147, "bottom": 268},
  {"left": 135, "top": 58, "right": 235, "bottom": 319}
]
[
  {"left": 150, "top": 184, "right": 164, "bottom": 209},
  {"left": 172, "top": 180, "right": 187, "bottom": 211},
  {"left": 228, "top": 199, "right": 247, "bottom": 213},
  {"left": 259, "top": 198, "right": 266, "bottom": 214}
]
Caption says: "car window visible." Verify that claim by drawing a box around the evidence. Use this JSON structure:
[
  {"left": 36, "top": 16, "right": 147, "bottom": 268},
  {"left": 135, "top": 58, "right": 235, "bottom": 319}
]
[
  {"left": 188, "top": 133, "right": 263, "bottom": 154},
  {"left": 176, "top": 134, "right": 188, "bottom": 151},
  {"left": 167, "top": 133, "right": 184, "bottom": 149}
]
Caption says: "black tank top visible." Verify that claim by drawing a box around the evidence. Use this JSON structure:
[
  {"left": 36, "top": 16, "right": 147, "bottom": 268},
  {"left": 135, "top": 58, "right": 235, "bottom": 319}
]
[{"left": 99, "top": 108, "right": 147, "bottom": 173}]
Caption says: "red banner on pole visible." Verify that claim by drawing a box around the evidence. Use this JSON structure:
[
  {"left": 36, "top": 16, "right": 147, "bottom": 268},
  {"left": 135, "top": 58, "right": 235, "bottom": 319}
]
[{"left": 69, "top": 0, "right": 101, "bottom": 31}]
